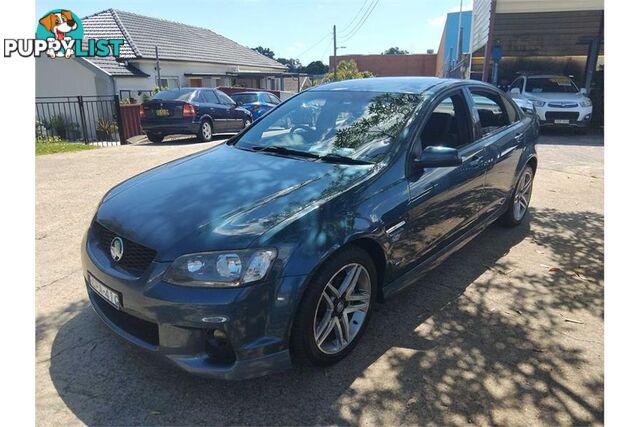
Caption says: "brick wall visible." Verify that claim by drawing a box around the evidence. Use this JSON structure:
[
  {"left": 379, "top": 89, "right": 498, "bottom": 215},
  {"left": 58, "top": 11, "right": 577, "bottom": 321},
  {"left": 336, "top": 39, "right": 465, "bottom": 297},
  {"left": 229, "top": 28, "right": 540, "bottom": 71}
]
[{"left": 329, "top": 54, "right": 438, "bottom": 77}]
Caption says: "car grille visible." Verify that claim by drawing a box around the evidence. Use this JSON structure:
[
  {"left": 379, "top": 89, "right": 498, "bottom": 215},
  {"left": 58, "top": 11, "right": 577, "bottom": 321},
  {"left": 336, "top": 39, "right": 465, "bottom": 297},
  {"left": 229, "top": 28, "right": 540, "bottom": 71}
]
[
  {"left": 545, "top": 111, "right": 579, "bottom": 121},
  {"left": 548, "top": 102, "right": 579, "bottom": 108},
  {"left": 90, "top": 287, "right": 159, "bottom": 347},
  {"left": 93, "top": 222, "right": 157, "bottom": 276}
]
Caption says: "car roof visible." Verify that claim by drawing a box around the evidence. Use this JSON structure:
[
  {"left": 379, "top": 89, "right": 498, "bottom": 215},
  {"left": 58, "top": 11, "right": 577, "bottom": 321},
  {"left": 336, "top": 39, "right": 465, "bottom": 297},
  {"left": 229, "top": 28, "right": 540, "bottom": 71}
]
[
  {"left": 523, "top": 74, "right": 574, "bottom": 79},
  {"left": 310, "top": 77, "right": 455, "bottom": 94},
  {"left": 230, "top": 91, "right": 268, "bottom": 95}
]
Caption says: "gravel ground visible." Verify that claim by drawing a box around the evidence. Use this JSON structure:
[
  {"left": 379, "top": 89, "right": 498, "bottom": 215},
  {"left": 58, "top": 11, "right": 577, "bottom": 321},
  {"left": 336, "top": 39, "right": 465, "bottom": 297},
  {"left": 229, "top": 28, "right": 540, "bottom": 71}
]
[{"left": 36, "top": 131, "right": 604, "bottom": 426}]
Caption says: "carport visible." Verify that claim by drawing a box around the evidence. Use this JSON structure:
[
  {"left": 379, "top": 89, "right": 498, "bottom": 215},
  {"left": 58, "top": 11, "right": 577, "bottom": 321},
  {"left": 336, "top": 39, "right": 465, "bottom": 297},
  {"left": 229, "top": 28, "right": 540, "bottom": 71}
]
[{"left": 469, "top": 0, "right": 604, "bottom": 93}]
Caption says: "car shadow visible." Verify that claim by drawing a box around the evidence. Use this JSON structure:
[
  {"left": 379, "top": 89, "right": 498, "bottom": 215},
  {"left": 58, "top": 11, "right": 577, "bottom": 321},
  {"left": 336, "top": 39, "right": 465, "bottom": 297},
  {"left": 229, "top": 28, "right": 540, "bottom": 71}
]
[
  {"left": 140, "top": 134, "right": 233, "bottom": 147},
  {"left": 45, "top": 208, "right": 603, "bottom": 425}
]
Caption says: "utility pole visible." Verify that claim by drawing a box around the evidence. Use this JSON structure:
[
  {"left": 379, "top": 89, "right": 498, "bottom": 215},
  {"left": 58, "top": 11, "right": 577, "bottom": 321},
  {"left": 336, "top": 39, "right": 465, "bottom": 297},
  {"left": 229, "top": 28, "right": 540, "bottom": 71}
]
[
  {"left": 333, "top": 25, "right": 337, "bottom": 80},
  {"left": 155, "top": 46, "right": 161, "bottom": 88}
]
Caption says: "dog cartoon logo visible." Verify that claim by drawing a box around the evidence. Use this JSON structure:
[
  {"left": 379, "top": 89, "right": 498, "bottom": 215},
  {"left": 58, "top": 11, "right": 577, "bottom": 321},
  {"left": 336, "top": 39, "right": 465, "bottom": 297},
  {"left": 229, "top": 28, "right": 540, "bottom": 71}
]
[{"left": 36, "top": 9, "right": 83, "bottom": 58}]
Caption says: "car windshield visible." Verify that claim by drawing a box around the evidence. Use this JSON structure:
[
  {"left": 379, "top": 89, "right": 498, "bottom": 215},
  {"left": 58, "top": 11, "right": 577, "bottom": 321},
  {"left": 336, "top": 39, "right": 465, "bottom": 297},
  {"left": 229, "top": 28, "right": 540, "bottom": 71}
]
[
  {"left": 152, "top": 89, "right": 197, "bottom": 101},
  {"left": 231, "top": 93, "right": 258, "bottom": 104},
  {"left": 234, "top": 90, "right": 422, "bottom": 163},
  {"left": 525, "top": 77, "right": 578, "bottom": 94}
]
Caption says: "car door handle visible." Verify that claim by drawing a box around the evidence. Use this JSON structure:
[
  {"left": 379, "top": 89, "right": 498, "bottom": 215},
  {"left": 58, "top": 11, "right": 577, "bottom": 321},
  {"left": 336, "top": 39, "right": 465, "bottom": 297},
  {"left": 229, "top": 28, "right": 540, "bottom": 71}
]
[{"left": 515, "top": 132, "right": 525, "bottom": 142}]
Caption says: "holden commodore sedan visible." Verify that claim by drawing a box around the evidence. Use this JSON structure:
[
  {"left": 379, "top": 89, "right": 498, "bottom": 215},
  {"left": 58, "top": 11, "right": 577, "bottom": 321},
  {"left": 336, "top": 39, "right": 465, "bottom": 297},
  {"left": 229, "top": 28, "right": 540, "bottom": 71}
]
[{"left": 82, "top": 77, "right": 538, "bottom": 379}]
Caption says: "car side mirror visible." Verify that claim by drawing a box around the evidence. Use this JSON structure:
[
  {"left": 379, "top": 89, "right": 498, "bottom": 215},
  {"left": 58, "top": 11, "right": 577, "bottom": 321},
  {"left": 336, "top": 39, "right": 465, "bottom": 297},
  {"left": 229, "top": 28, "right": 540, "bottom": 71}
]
[
  {"left": 510, "top": 88, "right": 521, "bottom": 95},
  {"left": 580, "top": 88, "right": 588, "bottom": 95},
  {"left": 414, "top": 146, "right": 462, "bottom": 169}
]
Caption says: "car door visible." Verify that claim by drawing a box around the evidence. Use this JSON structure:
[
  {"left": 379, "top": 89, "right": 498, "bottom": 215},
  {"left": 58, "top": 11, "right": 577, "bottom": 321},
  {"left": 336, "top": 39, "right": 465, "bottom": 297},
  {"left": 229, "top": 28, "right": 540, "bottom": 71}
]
[
  {"left": 198, "top": 89, "right": 216, "bottom": 117},
  {"left": 216, "top": 90, "right": 243, "bottom": 130},
  {"left": 201, "top": 89, "right": 227, "bottom": 131},
  {"left": 398, "top": 89, "right": 493, "bottom": 269},
  {"left": 466, "top": 87, "right": 525, "bottom": 217}
]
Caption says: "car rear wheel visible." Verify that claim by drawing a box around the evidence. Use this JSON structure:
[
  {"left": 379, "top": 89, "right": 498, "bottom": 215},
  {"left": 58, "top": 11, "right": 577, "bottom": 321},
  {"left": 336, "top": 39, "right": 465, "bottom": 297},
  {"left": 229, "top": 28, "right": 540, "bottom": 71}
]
[
  {"left": 500, "top": 165, "right": 534, "bottom": 226},
  {"left": 290, "top": 246, "right": 377, "bottom": 366},
  {"left": 147, "top": 133, "right": 164, "bottom": 143},
  {"left": 197, "top": 120, "right": 213, "bottom": 142}
]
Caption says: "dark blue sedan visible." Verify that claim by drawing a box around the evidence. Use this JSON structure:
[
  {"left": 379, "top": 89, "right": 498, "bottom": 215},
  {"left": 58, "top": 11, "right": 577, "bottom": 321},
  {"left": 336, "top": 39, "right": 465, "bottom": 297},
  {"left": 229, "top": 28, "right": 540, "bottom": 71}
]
[
  {"left": 141, "top": 88, "right": 252, "bottom": 143},
  {"left": 229, "top": 91, "right": 281, "bottom": 120},
  {"left": 83, "top": 77, "right": 537, "bottom": 379}
]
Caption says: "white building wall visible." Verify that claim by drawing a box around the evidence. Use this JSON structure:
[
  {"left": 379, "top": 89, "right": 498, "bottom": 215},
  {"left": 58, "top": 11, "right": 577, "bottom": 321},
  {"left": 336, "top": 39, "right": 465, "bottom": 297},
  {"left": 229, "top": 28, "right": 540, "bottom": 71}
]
[
  {"left": 36, "top": 56, "right": 114, "bottom": 98},
  {"left": 496, "top": 0, "right": 604, "bottom": 13},
  {"left": 471, "top": 0, "right": 492, "bottom": 53}
]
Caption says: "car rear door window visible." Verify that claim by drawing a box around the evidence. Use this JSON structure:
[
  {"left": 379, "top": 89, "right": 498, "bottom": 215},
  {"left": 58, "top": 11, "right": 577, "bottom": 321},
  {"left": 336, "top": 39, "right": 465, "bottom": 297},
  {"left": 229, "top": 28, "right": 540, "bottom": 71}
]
[
  {"left": 470, "top": 91, "right": 511, "bottom": 137},
  {"left": 203, "top": 90, "right": 220, "bottom": 104},
  {"left": 268, "top": 94, "right": 281, "bottom": 104}
]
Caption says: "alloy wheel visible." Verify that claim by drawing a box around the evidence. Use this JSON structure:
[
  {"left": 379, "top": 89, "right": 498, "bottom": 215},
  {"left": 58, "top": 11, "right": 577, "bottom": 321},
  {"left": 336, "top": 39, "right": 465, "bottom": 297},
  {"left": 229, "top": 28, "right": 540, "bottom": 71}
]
[
  {"left": 202, "top": 122, "right": 212, "bottom": 140},
  {"left": 513, "top": 168, "right": 533, "bottom": 221},
  {"left": 313, "top": 263, "right": 372, "bottom": 355}
]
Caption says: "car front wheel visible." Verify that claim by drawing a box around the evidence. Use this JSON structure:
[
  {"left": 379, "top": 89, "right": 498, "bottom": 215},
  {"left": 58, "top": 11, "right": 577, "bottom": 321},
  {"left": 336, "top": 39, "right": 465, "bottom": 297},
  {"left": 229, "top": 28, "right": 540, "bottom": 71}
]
[{"left": 291, "top": 246, "right": 377, "bottom": 366}]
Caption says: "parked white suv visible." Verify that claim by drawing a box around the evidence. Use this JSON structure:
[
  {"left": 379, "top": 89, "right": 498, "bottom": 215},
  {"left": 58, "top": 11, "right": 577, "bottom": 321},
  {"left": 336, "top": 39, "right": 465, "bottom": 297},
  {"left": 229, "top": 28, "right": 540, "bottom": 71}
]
[{"left": 508, "top": 74, "right": 592, "bottom": 128}]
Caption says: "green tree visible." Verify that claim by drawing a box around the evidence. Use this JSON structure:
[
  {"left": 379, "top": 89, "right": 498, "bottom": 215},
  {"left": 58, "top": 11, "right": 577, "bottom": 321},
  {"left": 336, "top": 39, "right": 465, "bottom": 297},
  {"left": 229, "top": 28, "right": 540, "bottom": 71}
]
[
  {"left": 323, "top": 59, "right": 374, "bottom": 82},
  {"left": 303, "top": 60, "right": 329, "bottom": 75},
  {"left": 276, "top": 57, "right": 302, "bottom": 72},
  {"left": 382, "top": 47, "right": 409, "bottom": 55},
  {"left": 253, "top": 46, "right": 275, "bottom": 58}
]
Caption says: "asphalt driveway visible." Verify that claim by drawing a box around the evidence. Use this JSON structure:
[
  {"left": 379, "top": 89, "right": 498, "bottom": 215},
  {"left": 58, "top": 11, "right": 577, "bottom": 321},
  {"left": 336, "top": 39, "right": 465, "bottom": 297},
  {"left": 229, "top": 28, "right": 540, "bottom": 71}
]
[{"left": 36, "top": 131, "right": 604, "bottom": 426}]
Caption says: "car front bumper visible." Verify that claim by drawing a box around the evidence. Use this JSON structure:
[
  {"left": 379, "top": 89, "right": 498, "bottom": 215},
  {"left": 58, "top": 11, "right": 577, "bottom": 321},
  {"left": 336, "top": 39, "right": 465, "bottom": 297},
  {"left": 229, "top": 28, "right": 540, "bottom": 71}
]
[
  {"left": 536, "top": 105, "right": 593, "bottom": 127},
  {"left": 81, "top": 230, "right": 307, "bottom": 380}
]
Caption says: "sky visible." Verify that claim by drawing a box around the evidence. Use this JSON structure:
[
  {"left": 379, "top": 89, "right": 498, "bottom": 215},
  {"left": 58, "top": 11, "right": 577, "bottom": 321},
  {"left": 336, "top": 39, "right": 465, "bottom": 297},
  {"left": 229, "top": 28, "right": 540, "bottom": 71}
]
[{"left": 36, "top": 0, "right": 471, "bottom": 65}]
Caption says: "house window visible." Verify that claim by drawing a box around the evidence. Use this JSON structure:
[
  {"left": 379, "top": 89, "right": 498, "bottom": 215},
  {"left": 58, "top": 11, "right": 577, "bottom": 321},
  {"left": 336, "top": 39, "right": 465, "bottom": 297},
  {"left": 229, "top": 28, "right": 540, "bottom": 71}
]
[
  {"left": 159, "top": 77, "right": 179, "bottom": 89},
  {"left": 189, "top": 78, "right": 203, "bottom": 87}
]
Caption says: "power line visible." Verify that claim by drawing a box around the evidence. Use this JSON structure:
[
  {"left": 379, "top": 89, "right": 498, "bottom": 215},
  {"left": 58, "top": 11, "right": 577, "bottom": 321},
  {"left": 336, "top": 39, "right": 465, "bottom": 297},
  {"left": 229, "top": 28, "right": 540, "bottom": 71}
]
[
  {"left": 339, "top": 0, "right": 376, "bottom": 40},
  {"left": 341, "top": 0, "right": 372, "bottom": 35},
  {"left": 339, "top": 0, "right": 380, "bottom": 43},
  {"left": 294, "top": 31, "right": 332, "bottom": 58}
]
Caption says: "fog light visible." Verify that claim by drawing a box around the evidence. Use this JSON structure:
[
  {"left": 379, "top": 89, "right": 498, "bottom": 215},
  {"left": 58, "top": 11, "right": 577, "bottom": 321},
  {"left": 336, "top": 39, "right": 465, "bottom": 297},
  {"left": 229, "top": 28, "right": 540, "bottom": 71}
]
[
  {"left": 205, "top": 329, "right": 236, "bottom": 364},
  {"left": 212, "top": 329, "right": 227, "bottom": 340}
]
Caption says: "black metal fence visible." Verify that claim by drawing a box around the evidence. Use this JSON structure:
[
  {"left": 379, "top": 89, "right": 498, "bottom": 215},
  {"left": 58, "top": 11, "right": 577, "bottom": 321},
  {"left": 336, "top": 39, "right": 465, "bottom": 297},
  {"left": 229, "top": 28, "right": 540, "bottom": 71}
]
[
  {"left": 119, "top": 89, "right": 155, "bottom": 104},
  {"left": 35, "top": 95, "right": 125, "bottom": 144}
]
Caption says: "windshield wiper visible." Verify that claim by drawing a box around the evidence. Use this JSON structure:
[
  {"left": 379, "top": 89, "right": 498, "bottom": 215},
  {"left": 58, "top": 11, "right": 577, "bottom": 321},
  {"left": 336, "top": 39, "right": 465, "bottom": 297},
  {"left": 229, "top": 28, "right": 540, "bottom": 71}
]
[
  {"left": 252, "top": 145, "right": 320, "bottom": 160},
  {"left": 318, "top": 153, "right": 374, "bottom": 165},
  {"left": 252, "top": 145, "right": 373, "bottom": 165}
]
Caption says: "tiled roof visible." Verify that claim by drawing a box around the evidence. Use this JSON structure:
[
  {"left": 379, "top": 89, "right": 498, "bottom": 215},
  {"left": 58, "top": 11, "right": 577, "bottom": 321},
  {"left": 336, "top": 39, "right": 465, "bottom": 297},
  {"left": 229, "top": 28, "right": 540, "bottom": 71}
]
[
  {"left": 82, "top": 56, "right": 149, "bottom": 77},
  {"left": 81, "top": 9, "right": 286, "bottom": 72}
]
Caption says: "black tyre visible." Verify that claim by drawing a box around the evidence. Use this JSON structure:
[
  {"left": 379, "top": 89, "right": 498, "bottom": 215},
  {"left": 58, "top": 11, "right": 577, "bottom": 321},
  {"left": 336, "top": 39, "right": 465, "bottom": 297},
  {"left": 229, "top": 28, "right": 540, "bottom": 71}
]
[
  {"left": 197, "top": 119, "right": 213, "bottom": 142},
  {"left": 242, "top": 117, "right": 251, "bottom": 130},
  {"left": 290, "top": 246, "right": 377, "bottom": 366},
  {"left": 147, "top": 133, "right": 164, "bottom": 143},
  {"left": 500, "top": 165, "right": 534, "bottom": 226}
]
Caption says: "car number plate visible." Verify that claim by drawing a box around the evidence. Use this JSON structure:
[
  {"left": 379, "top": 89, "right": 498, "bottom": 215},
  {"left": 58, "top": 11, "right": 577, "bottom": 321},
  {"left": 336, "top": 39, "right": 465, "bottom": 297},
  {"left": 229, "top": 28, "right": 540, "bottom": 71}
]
[
  {"left": 555, "top": 119, "right": 570, "bottom": 124},
  {"left": 89, "top": 274, "right": 122, "bottom": 310},
  {"left": 155, "top": 108, "right": 170, "bottom": 117}
]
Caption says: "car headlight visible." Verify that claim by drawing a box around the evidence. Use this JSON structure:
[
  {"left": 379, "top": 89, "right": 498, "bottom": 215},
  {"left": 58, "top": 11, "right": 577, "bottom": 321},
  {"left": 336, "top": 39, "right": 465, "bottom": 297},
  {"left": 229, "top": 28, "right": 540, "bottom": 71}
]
[
  {"left": 580, "top": 98, "right": 592, "bottom": 107},
  {"left": 531, "top": 99, "right": 545, "bottom": 108},
  {"left": 164, "top": 249, "right": 277, "bottom": 287}
]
